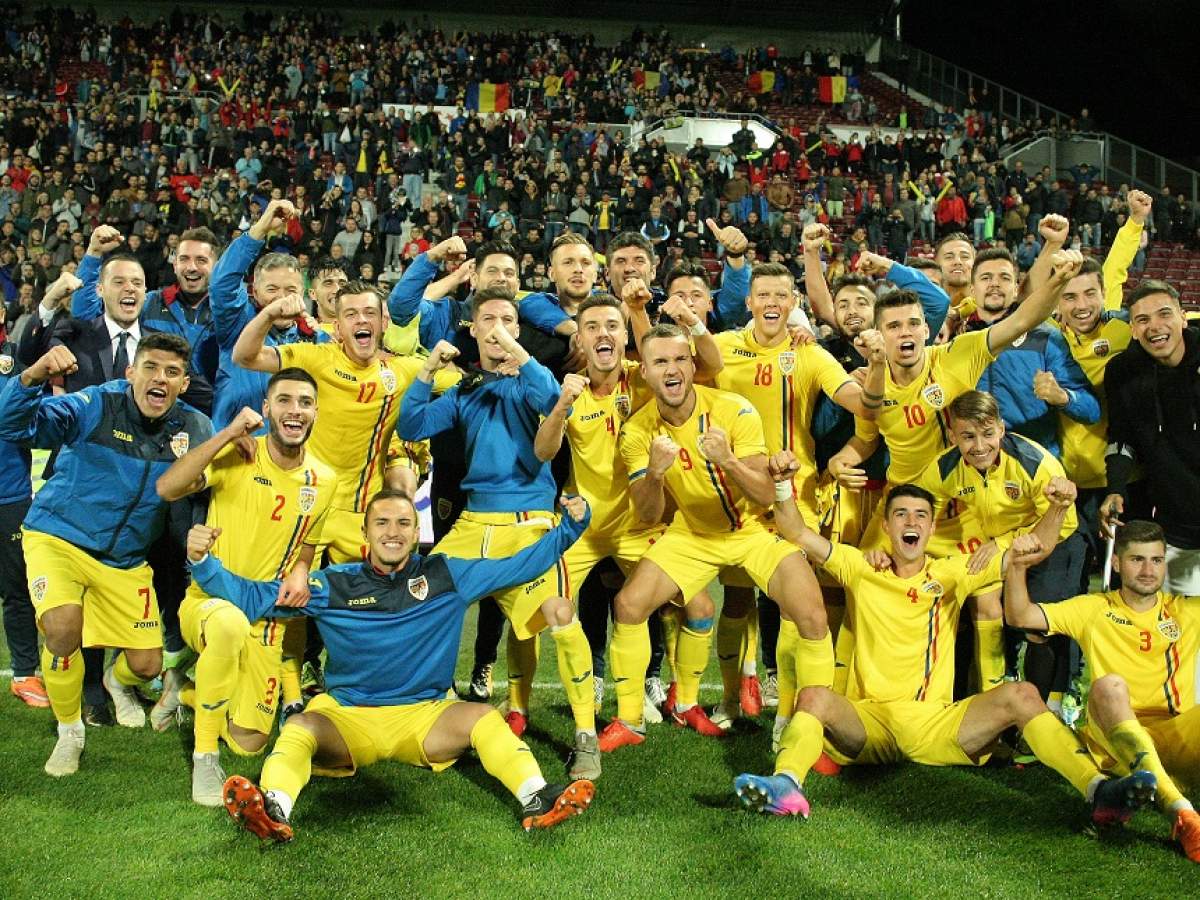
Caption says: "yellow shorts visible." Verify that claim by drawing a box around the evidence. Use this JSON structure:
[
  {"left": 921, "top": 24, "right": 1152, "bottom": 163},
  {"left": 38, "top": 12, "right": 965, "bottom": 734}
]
[
  {"left": 434, "top": 510, "right": 566, "bottom": 639},
  {"left": 826, "top": 697, "right": 984, "bottom": 767},
  {"left": 179, "top": 587, "right": 285, "bottom": 737},
  {"left": 1083, "top": 707, "right": 1200, "bottom": 793},
  {"left": 304, "top": 692, "right": 461, "bottom": 777},
  {"left": 643, "top": 519, "right": 800, "bottom": 602},
  {"left": 317, "top": 507, "right": 367, "bottom": 565},
  {"left": 23, "top": 529, "right": 160, "bottom": 650},
  {"left": 563, "top": 525, "right": 666, "bottom": 597}
]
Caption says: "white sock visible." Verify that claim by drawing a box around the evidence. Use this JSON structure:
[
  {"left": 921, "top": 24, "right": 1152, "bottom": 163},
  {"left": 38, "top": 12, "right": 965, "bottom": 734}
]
[
  {"left": 265, "top": 789, "right": 295, "bottom": 819},
  {"left": 1169, "top": 798, "right": 1195, "bottom": 813},
  {"left": 575, "top": 729, "right": 596, "bottom": 740},
  {"left": 192, "top": 751, "right": 218, "bottom": 762},
  {"left": 516, "top": 776, "right": 547, "bottom": 806},
  {"left": 675, "top": 702, "right": 695, "bottom": 713},
  {"left": 58, "top": 720, "right": 85, "bottom": 738},
  {"left": 1085, "top": 775, "right": 1105, "bottom": 804},
  {"left": 742, "top": 660, "right": 757, "bottom": 677}
]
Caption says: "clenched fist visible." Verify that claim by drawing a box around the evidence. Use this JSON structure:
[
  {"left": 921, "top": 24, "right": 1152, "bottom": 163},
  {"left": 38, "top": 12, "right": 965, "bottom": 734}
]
[
  {"left": 1127, "top": 189, "right": 1153, "bottom": 225},
  {"left": 706, "top": 218, "right": 748, "bottom": 255},
  {"left": 186, "top": 524, "right": 222, "bottom": 562},
  {"left": 250, "top": 199, "right": 297, "bottom": 240},
  {"left": 226, "top": 406, "right": 264, "bottom": 439},
  {"left": 661, "top": 294, "right": 699, "bottom": 328},
  {"left": 622, "top": 277, "right": 653, "bottom": 311},
  {"left": 768, "top": 449, "right": 801, "bottom": 483},
  {"left": 559, "top": 372, "right": 588, "bottom": 406},
  {"left": 1044, "top": 476, "right": 1077, "bottom": 508},
  {"left": 854, "top": 250, "right": 893, "bottom": 278},
  {"left": 21, "top": 346, "right": 78, "bottom": 387},
  {"left": 697, "top": 426, "right": 735, "bottom": 466},
  {"left": 648, "top": 435, "right": 681, "bottom": 476},
  {"left": 1032, "top": 369, "right": 1068, "bottom": 406},
  {"left": 88, "top": 225, "right": 124, "bottom": 257},
  {"left": 853, "top": 328, "right": 886, "bottom": 364},
  {"left": 1048, "top": 248, "right": 1084, "bottom": 284},
  {"left": 1038, "top": 214, "right": 1070, "bottom": 247},
  {"left": 429, "top": 236, "right": 467, "bottom": 263},
  {"left": 802, "top": 223, "right": 830, "bottom": 253}
]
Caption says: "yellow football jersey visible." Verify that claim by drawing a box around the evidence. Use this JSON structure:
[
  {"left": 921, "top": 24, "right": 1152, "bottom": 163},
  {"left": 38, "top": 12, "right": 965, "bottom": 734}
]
[
  {"left": 914, "top": 432, "right": 1077, "bottom": 548},
  {"left": 715, "top": 327, "right": 851, "bottom": 499},
  {"left": 276, "top": 342, "right": 459, "bottom": 512},
  {"left": 820, "top": 542, "right": 1004, "bottom": 704},
  {"left": 620, "top": 385, "right": 768, "bottom": 535},
  {"left": 1043, "top": 591, "right": 1198, "bottom": 721},
  {"left": 855, "top": 330, "right": 995, "bottom": 484},
  {"left": 564, "top": 360, "right": 655, "bottom": 535},
  {"left": 200, "top": 437, "right": 336, "bottom": 581}
]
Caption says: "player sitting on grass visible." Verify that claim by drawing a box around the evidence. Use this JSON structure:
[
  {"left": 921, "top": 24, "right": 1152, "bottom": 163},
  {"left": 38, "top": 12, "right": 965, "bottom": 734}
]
[
  {"left": 1005, "top": 520, "right": 1200, "bottom": 862},
  {"left": 185, "top": 490, "right": 596, "bottom": 841},
  {"left": 733, "top": 453, "right": 1156, "bottom": 830}
]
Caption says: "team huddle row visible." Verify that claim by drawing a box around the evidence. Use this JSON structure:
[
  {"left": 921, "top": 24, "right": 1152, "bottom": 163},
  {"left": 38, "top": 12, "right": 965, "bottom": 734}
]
[{"left": 1, "top": 192, "right": 1197, "bottom": 854}]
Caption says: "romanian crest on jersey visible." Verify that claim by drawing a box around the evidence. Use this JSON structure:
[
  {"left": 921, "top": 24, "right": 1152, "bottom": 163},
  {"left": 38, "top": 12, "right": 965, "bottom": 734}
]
[
  {"left": 1092, "top": 338, "right": 1110, "bottom": 358},
  {"left": 922, "top": 580, "right": 944, "bottom": 597},
  {"left": 170, "top": 432, "right": 190, "bottom": 458},
  {"left": 1012, "top": 332, "right": 1027, "bottom": 348},
  {"left": 1158, "top": 618, "right": 1181, "bottom": 642},
  {"left": 379, "top": 366, "right": 397, "bottom": 394},
  {"left": 297, "top": 486, "right": 317, "bottom": 515},
  {"left": 1004, "top": 480, "right": 1021, "bottom": 501},
  {"left": 30, "top": 575, "right": 47, "bottom": 604},
  {"left": 778, "top": 351, "right": 796, "bottom": 376},
  {"left": 922, "top": 384, "right": 945, "bottom": 409},
  {"left": 614, "top": 393, "right": 632, "bottom": 420},
  {"left": 0, "top": 354, "right": 13, "bottom": 375},
  {"left": 408, "top": 575, "right": 429, "bottom": 602},
  {"left": 437, "top": 498, "right": 453, "bottom": 519}
]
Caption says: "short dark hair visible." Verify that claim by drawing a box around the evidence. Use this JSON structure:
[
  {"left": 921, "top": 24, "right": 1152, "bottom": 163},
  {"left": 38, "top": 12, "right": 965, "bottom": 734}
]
[
  {"left": 664, "top": 259, "right": 710, "bottom": 293},
  {"left": 607, "top": 232, "right": 655, "bottom": 261},
  {"left": 830, "top": 272, "right": 875, "bottom": 300},
  {"left": 884, "top": 483, "right": 936, "bottom": 515},
  {"left": 133, "top": 331, "right": 191, "bottom": 364},
  {"left": 873, "top": 288, "right": 924, "bottom": 327},
  {"left": 972, "top": 246, "right": 1016, "bottom": 278},
  {"left": 906, "top": 257, "right": 941, "bottom": 274},
  {"left": 471, "top": 285, "right": 517, "bottom": 319},
  {"left": 1126, "top": 279, "right": 1180, "bottom": 310},
  {"left": 475, "top": 240, "right": 519, "bottom": 268},
  {"left": 266, "top": 367, "right": 318, "bottom": 398},
  {"left": 750, "top": 261, "right": 793, "bottom": 289},
  {"left": 99, "top": 252, "right": 144, "bottom": 281},
  {"left": 178, "top": 226, "right": 220, "bottom": 251},
  {"left": 935, "top": 232, "right": 974, "bottom": 256},
  {"left": 363, "top": 489, "right": 417, "bottom": 524},
  {"left": 308, "top": 256, "right": 346, "bottom": 282},
  {"left": 549, "top": 231, "right": 593, "bottom": 262},
  {"left": 576, "top": 293, "right": 623, "bottom": 321},
  {"left": 1114, "top": 520, "right": 1166, "bottom": 557},
  {"left": 948, "top": 390, "right": 1001, "bottom": 425},
  {"left": 334, "top": 280, "right": 385, "bottom": 313},
  {"left": 639, "top": 321, "right": 687, "bottom": 351}
]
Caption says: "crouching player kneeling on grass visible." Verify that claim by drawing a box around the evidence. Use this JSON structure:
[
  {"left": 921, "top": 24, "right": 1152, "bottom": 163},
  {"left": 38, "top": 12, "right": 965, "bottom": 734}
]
[
  {"left": 185, "top": 490, "right": 596, "bottom": 841},
  {"left": 733, "top": 451, "right": 1156, "bottom": 829}
]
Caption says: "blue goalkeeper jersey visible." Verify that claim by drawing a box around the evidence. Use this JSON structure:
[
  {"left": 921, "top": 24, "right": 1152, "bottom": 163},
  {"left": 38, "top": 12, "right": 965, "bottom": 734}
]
[
  {"left": 398, "top": 358, "right": 561, "bottom": 513},
  {"left": 189, "top": 507, "right": 588, "bottom": 707}
]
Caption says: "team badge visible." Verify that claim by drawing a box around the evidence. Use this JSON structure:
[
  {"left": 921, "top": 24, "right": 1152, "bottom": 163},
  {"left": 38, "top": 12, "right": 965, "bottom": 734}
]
[
  {"left": 1092, "top": 339, "right": 1110, "bottom": 358},
  {"left": 922, "top": 384, "right": 945, "bottom": 409},
  {"left": 408, "top": 575, "right": 429, "bottom": 602},
  {"left": 437, "top": 498, "right": 453, "bottom": 519},
  {"left": 778, "top": 351, "right": 796, "bottom": 376},
  {"left": 379, "top": 367, "right": 397, "bottom": 394},
  {"left": 170, "top": 432, "right": 190, "bottom": 458},
  {"left": 0, "top": 354, "right": 13, "bottom": 375},
  {"left": 297, "top": 486, "right": 317, "bottom": 515},
  {"left": 614, "top": 394, "right": 631, "bottom": 420},
  {"left": 31, "top": 575, "right": 47, "bottom": 604},
  {"left": 1004, "top": 480, "right": 1021, "bottom": 501},
  {"left": 1157, "top": 618, "right": 1181, "bottom": 641},
  {"left": 922, "top": 581, "right": 944, "bottom": 597},
  {"left": 1012, "top": 332, "right": 1027, "bottom": 348}
]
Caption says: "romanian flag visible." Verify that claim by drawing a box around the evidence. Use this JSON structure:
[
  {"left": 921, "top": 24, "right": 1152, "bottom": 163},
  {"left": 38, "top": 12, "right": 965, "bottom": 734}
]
[
  {"left": 818, "top": 76, "right": 847, "bottom": 104},
  {"left": 465, "top": 81, "right": 510, "bottom": 113},
  {"left": 747, "top": 71, "right": 776, "bottom": 94},
  {"left": 633, "top": 70, "right": 661, "bottom": 93}
]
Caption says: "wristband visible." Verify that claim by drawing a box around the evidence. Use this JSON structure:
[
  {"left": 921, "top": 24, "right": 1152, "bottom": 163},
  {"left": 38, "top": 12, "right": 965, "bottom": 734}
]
[
  {"left": 774, "top": 481, "right": 793, "bottom": 503},
  {"left": 688, "top": 320, "right": 707, "bottom": 337}
]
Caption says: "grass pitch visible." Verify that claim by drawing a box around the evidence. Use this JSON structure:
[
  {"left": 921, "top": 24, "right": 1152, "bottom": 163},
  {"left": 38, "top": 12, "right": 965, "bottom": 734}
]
[{"left": 0, "top": 605, "right": 1193, "bottom": 899}]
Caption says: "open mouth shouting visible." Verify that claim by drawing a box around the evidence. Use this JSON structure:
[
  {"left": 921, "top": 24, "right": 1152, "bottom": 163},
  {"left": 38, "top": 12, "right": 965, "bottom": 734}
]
[
  {"left": 277, "top": 415, "right": 307, "bottom": 442},
  {"left": 593, "top": 336, "right": 616, "bottom": 366},
  {"left": 179, "top": 269, "right": 204, "bottom": 292},
  {"left": 1145, "top": 332, "right": 1172, "bottom": 352},
  {"left": 352, "top": 326, "right": 375, "bottom": 352},
  {"left": 843, "top": 313, "right": 865, "bottom": 332},
  {"left": 897, "top": 339, "right": 918, "bottom": 359},
  {"left": 661, "top": 373, "right": 685, "bottom": 400},
  {"left": 144, "top": 384, "right": 169, "bottom": 412},
  {"left": 899, "top": 529, "right": 921, "bottom": 549},
  {"left": 118, "top": 293, "right": 139, "bottom": 317}
]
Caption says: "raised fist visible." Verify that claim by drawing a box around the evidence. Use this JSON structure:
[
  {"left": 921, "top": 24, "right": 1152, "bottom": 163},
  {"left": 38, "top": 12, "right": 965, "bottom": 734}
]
[
  {"left": 429, "top": 236, "right": 467, "bottom": 263},
  {"left": 1038, "top": 214, "right": 1070, "bottom": 246},
  {"left": 186, "top": 524, "right": 222, "bottom": 562},
  {"left": 88, "top": 224, "right": 124, "bottom": 257},
  {"left": 648, "top": 435, "right": 681, "bottom": 476}
]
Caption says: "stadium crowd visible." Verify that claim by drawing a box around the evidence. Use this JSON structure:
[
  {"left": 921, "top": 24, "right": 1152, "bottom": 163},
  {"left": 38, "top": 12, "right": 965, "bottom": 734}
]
[{"left": 0, "top": 3, "right": 1197, "bottom": 859}]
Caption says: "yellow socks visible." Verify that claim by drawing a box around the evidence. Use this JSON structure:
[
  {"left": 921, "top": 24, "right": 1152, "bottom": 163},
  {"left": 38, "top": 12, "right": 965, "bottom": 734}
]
[
  {"left": 795, "top": 633, "right": 835, "bottom": 691},
  {"left": 974, "top": 618, "right": 1005, "bottom": 692},
  {"left": 280, "top": 617, "right": 306, "bottom": 707},
  {"left": 112, "top": 652, "right": 149, "bottom": 687},
  {"left": 775, "top": 619, "right": 799, "bottom": 718},
  {"left": 716, "top": 613, "right": 746, "bottom": 708},
  {"left": 471, "top": 709, "right": 543, "bottom": 799},
  {"left": 675, "top": 622, "right": 713, "bottom": 709},
  {"left": 660, "top": 607, "right": 682, "bottom": 680},
  {"left": 1108, "top": 718, "right": 1184, "bottom": 809},
  {"left": 742, "top": 608, "right": 760, "bottom": 676},
  {"left": 260, "top": 723, "right": 318, "bottom": 801},
  {"left": 506, "top": 632, "right": 539, "bottom": 714},
  {"left": 609, "top": 621, "right": 651, "bottom": 726},
  {"left": 41, "top": 646, "right": 83, "bottom": 724},
  {"left": 773, "top": 711, "right": 824, "bottom": 782},
  {"left": 1023, "top": 710, "right": 1101, "bottom": 796},
  {"left": 833, "top": 618, "right": 854, "bottom": 696},
  {"left": 194, "top": 604, "right": 250, "bottom": 755},
  {"left": 550, "top": 620, "right": 595, "bottom": 734}
]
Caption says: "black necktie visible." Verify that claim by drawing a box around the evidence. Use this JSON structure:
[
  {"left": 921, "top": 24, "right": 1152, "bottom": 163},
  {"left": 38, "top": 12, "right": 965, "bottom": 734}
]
[{"left": 113, "top": 331, "right": 130, "bottom": 377}]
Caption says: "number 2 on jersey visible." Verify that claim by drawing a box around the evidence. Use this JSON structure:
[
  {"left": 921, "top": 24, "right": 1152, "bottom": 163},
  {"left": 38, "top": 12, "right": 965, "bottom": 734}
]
[{"left": 270, "top": 494, "right": 285, "bottom": 521}]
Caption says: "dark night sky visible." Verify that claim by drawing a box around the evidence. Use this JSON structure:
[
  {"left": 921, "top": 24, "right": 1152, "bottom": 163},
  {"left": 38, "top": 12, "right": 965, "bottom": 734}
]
[{"left": 899, "top": 1, "right": 1200, "bottom": 171}]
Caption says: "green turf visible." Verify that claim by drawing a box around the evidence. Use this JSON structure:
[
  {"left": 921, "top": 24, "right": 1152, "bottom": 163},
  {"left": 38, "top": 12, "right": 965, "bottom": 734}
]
[{"left": 0, "top": 605, "right": 1193, "bottom": 899}]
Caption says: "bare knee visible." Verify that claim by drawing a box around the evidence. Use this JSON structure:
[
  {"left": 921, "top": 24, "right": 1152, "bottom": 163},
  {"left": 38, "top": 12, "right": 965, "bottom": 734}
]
[
  {"left": 613, "top": 589, "right": 644, "bottom": 625},
  {"left": 283, "top": 712, "right": 323, "bottom": 736},
  {"left": 228, "top": 725, "right": 269, "bottom": 754},
  {"left": 684, "top": 592, "right": 714, "bottom": 622},
  {"left": 1000, "top": 681, "right": 1045, "bottom": 720},
  {"left": 795, "top": 685, "right": 835, "bottom": 717},
  {"left": 541, "top": 596, "right": 575, "bottom": 629},
  {"left": 1089, "top": 673, "right": 1129, "bottom": 710},
  {"left": 41, "top": 607, "right": 82, "bottom": 657},
  {"left": 125, "top": 648, "right": 163, "bottom": 680}
]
